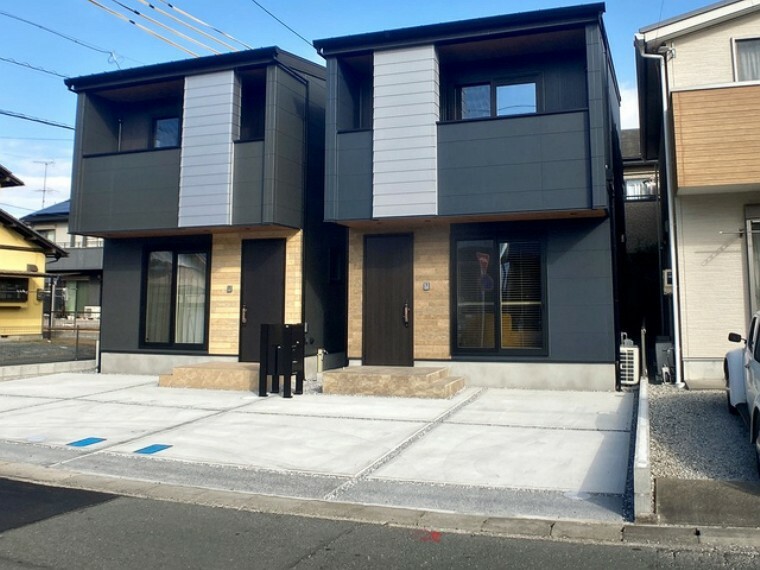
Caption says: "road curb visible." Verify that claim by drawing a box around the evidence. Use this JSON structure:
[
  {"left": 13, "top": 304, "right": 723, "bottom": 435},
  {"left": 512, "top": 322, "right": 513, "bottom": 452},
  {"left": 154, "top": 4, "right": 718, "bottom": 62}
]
[{"left": 1, "top": 461, "right": 759, "bottom": 550}]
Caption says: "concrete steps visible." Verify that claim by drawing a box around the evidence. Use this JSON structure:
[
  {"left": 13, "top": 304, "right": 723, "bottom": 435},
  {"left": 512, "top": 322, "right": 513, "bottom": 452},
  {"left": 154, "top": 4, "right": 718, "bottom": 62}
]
[
  {"left": 322, "top": 366, "right": 465, "bottom": 399},
  {"left": 159, "top": 362, "right": 259, "bottom": 391}
]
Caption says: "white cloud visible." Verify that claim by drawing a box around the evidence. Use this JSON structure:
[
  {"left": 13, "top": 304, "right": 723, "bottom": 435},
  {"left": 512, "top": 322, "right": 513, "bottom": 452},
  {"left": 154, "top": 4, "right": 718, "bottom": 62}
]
[{"left": 620, "top": 83, "right": 640, "bottom": 130}]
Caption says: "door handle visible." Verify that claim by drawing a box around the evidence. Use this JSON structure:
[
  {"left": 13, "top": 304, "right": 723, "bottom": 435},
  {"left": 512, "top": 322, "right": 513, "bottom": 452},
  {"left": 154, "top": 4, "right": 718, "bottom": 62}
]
[
  {"left": 402, "top": 301, "right": 410, "bottom": 328},
  {"left": 241, "top": 304, "right": 248, "bottom": 325}
]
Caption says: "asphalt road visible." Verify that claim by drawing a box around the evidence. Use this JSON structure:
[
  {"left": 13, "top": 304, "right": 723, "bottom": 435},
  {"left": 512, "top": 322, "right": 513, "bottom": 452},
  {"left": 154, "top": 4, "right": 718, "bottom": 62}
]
[{"left": 0, "top": 478, "right": 758, "bottom": 569}]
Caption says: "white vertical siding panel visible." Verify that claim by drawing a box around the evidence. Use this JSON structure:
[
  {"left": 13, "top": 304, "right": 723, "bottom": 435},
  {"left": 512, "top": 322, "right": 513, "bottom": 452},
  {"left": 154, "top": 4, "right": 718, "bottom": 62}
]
[
  {"left": 179, "top": 70, "right": 238, "bottom": 227},
  {"left": 373, "top": 46, "right": 439, "bottom": 218}
]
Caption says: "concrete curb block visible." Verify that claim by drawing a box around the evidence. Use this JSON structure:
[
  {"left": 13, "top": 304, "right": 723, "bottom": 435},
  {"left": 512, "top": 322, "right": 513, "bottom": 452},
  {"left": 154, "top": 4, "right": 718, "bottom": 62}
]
[
  {"left": 2, "top": 461, "right": 759, "bottom": 549},
  {"left": 0, "top": 360, "right": 97, "bottom": 381},
  {"left": 633, "top": 379, "right": 654, "bottom": 521}
]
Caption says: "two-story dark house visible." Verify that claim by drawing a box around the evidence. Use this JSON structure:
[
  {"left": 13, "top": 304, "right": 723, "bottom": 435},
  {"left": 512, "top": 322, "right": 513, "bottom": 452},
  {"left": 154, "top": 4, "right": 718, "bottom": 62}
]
[
  {"left": 65, "top": 48, "right": 346, "bottom": 376},
  {"left": 314, "top": 3, "right": 624, "bottom": 390}
]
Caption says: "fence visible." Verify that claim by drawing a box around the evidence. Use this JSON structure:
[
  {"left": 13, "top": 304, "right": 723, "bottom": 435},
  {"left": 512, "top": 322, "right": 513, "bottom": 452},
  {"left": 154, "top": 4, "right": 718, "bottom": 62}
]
[{"left": 0, "top": 322, "right": 99, "bottom": 366}]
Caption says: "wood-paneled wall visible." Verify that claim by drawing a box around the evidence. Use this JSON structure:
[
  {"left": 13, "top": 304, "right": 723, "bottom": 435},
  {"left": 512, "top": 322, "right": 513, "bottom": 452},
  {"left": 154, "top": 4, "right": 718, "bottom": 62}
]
[
  {"left": 208, "top": 229, "right": 302, "bottom": 355},
  {"left": 347, "top": 225, "right": 451, "bottom": 360},
  {"left": 674, "top": 85, "right": 760, "bottom": 190}
]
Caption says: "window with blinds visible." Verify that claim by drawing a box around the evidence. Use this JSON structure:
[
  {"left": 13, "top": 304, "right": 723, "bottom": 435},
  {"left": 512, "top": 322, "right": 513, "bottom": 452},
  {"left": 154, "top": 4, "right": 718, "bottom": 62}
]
[
  {"left": 499, "top": 241, "right": 543, "bottom": 350},
  {"left": 454, "top": 236, "right": 545, "bottom": 354}
]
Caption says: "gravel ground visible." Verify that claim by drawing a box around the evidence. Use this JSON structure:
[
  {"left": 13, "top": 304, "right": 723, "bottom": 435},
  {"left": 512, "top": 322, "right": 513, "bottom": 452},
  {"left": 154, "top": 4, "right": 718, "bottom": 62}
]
[
  {"left": 649, "top": 382, "right": 758, "bottom": 481},
  {"left": 0, "top": 337, "right": 97, "bottom": 366}
]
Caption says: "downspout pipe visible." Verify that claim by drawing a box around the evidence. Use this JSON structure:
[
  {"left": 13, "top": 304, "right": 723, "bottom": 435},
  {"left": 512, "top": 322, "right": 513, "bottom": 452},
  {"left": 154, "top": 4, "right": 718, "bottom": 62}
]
[{"left": 635, "top": 34, "right": 685, "bottom": 388}]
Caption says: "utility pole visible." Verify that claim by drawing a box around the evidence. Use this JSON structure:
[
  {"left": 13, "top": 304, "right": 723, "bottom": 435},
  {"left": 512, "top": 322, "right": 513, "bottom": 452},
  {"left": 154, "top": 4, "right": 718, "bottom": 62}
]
[{"left": 34, "top": 160, "right": 55, "bottom": 208}]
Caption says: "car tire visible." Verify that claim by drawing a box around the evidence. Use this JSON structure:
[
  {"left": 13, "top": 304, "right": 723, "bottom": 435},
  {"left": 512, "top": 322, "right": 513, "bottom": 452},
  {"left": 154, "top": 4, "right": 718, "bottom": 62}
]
[
  {"left": 725, "top": 360, "right": 739, "bottom": 415},
  {"left": 728, "top": 390, "right": 739, "bottom": 415},
  {"left": 755, "top": 428, "right": 760, "bottom": 479}
]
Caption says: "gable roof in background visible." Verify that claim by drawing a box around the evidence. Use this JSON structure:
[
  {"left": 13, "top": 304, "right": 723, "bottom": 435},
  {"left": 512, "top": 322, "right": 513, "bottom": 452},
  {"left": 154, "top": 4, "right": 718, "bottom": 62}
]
[
  {"left": 0, "top": 208, "right": 67, "bottom": 259},
  {"left": 21, "top": 200, "right": 70, "bottom": 224},
  {"left": 0, "top": 163, "right": 23, "bottom": 188}
]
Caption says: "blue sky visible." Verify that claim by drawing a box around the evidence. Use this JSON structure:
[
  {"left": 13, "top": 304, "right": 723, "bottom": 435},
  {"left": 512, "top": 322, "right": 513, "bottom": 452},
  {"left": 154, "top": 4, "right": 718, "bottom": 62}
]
[{"left": 0, "top": 0, "right": 713, "bottom": 218}]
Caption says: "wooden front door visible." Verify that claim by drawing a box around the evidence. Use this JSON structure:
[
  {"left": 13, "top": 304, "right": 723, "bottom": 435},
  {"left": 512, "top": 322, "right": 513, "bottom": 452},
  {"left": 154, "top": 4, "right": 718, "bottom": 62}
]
[
  {"left": 363, "top": 234, "right": 414, "bottom": 366},
  {"left": 239, "top": 239, "right": 285, "bottom": 362}
]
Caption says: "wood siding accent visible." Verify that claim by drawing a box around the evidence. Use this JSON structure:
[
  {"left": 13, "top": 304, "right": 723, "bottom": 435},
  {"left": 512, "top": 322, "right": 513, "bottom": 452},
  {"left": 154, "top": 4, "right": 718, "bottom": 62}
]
[
  {"left": 347, "top": 225, "right": 450, "bottom": 361},
  {"left": 373, "top": 46, "right": 439, "bottom": 218},
  {"left": 673, "top": 85, "right": 760, "bottom": 191},
  {"left": 208, "top": 228, "right": 302, "bottom": 355},
  {"left": 179, "top": 71, "right": 240, "bottom": 227}
]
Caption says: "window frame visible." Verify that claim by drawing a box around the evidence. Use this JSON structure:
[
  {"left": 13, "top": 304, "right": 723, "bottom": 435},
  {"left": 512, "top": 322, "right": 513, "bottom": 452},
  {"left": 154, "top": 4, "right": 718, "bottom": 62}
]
[
  {"left": 450, "top": 226, "right": 548, "bottom": 358},
  {"left": 733, "top": 36, "right": 760, "bottom": 82},
  {"left": 152, "top": 116, "right": 181, "bottom": 149},
  {"left": 139, "top": 246, "right": 211, "bottom": 351},
  {"left": 0, "top": 277, "right": 29, "bottom": 303},
  {"left": 455, "top": 75, "right": 541, "bottom": 121}
]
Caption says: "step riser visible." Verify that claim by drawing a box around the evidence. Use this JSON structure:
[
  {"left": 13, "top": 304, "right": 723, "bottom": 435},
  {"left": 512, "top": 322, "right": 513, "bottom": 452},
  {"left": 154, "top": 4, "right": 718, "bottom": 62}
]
[
  {"left": 322, "top": 375, "right": 465, "bottom": 399},
  {"left": 159, "top": 363, "right": 260, "bottom": 391}
]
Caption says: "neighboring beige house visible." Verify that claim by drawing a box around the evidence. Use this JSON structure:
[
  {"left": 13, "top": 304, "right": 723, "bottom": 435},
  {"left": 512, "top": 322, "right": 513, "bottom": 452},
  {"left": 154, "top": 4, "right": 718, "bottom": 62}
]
[{"left": 636, "top": 0, "right": 760, "bottom": 383}]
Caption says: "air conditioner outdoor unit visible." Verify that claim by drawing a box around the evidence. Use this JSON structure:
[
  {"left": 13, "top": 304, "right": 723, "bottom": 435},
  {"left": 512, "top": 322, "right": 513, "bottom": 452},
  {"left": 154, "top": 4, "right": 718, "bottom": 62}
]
[{"left": 620, "top": 344, "right": 640, "bottom": 386}]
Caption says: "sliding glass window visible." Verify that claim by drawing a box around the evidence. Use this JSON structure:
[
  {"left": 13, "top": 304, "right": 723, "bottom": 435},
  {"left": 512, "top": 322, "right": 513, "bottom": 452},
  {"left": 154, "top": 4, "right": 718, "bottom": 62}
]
[{"left": 143, "top": 249, "right": 208, "bottom": 349}]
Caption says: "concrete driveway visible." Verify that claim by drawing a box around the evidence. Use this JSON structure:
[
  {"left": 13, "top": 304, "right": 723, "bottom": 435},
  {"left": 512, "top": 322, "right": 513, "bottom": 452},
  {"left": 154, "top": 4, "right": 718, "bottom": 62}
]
[{"left": 0, "top": 373, "right": 634, "bottom": 522}]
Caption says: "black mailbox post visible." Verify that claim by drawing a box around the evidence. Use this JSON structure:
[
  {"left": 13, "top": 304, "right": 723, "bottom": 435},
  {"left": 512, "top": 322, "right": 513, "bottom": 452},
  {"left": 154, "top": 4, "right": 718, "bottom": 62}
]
[{"left": 259, "top": 323, "right": 305, "bottom": 398}]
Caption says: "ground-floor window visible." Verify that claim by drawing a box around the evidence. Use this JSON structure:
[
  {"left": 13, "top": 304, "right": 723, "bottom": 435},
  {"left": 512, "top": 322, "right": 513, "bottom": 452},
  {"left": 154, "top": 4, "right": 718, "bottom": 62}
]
[
  {"left": 454, "top": 232, "right": 545, "bottom": 355},
  {"left": 142, "top": 249, "right": 208, "bottom": 348}
]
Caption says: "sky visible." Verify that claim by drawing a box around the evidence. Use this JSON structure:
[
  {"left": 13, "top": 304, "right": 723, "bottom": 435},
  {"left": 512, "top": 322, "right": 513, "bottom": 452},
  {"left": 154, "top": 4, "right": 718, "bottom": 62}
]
[{"left": 0, "top": 0, "right": 716, "bottom": 219}]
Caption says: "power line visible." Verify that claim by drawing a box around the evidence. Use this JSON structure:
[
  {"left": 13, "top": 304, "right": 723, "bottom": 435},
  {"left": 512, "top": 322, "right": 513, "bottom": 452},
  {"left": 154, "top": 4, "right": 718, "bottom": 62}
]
[
  {"left": 0, "top": 109, "right": 75, "bottom": 131},
  {"left": 158, "top": 0, "right": 253, "bottom": 50},
  {"left": 248, "top": 0, "right": 312, "bottom": 48},
  {"left": 0, "top": 56, "right": 68, "bottom": 78},
  {"left": 85, "top": 0, "right": 199, "bottom": 57},
  {"left": 0, "top": 9, "right": 126, "bottom": 66},
  {"left": 0, "top": 203, "right": 37, "bottom": 213},
  {"left": 135, "top": 0, "right": 240, "bottom": 52},
  {"left": 0, "top": 137, "right": 73, "bottom": 141},
  {"left": 106, "top": 0, "right": 221, "bottom": 54}
]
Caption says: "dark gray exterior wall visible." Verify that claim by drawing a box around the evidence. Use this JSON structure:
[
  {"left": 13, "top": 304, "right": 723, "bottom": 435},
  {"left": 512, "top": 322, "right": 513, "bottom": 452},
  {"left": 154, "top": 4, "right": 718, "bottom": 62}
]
[
  {"left": 586, "top": 24, "right": 611, "bottom": 210},
  {"left": 324, "top": 60, "right": 374, "bottom": 222},
  {"left": 453, "top": 217, "right": 616, "bottom": 363},
  {"left": 47, "top": 247, "right": 103, "bottom": 272},
  {"left": 545, "top": 218, "right": 615, "bottom": 362},
  {"left": 263, "top": 65, "right": 306, "bottom": 228},
  {"left": 72, "top": 149, "right": 180, "bottom": 234},
  {"left": 438, "top": 112, "right": 590, "bottom": 215},
  {"left": 100, "top": 239, "right": 143, "bottom": 352},
  {"left": 100, "top": 235, "right": 210, "bottom": 353},
  {"left": 301, "top": 72, "right": 348, "bottom": 355},
  {"left": 232, "top": 140, "right": 265, "bottom": 224}
]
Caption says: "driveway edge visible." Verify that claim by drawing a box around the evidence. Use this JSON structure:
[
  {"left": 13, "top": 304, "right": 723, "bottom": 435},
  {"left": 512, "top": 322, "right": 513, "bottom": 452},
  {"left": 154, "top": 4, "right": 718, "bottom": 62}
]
[
  {"left": 633, "top": 379, "right": 654, "bottom": 521},
  {"left": 2, "top": 460, "right": 758, "bottom": 550}
]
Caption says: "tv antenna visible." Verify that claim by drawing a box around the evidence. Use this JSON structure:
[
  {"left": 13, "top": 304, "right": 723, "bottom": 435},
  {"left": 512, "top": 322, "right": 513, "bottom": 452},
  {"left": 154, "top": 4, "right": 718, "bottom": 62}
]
[{"left": 33, "top": 160, "right": 56, "bottom": 207}]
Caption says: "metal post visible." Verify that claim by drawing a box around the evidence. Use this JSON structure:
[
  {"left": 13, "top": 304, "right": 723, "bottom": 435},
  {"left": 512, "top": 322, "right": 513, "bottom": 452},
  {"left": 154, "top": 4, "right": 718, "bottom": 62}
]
[{"left": 75, "top": 327, "right": 80, "bottom": 361}]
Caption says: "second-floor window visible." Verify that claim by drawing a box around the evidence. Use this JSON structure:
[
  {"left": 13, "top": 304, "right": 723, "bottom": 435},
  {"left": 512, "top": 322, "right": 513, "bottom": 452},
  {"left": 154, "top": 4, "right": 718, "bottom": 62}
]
[
  {"left": 736, "top": 38, "right": 760, "bottom": 81},
  {"left": 458, "top": 80, "right": 538, "bottom": 120},
  {"left": 153, "top": 117, "right": 180, "bottom": 148}
]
